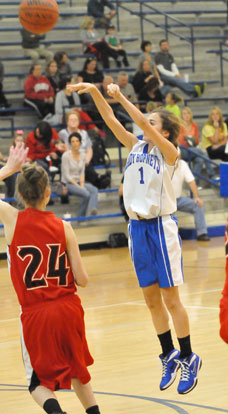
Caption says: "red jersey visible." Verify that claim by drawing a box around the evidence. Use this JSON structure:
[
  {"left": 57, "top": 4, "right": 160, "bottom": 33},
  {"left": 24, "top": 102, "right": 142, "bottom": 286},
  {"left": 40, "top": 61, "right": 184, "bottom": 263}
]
[
  {"left": 9, "top": 208, "right": 76, "bottom": 310},
  {"left": 26, "top": 128, "right": 60, "bottom": 160},
  {"left": 219, "top": 225, "right": 228, "bottom": 343},
  {"left": 9, "top": 208, "right": 93, "bottom": 390}
]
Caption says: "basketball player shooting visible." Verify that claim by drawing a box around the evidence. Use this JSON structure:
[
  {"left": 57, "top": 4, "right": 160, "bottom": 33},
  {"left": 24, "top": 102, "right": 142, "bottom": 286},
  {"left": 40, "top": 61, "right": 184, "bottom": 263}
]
[{"left": 68, "top": 82, "right": 202, "bottom": 395}]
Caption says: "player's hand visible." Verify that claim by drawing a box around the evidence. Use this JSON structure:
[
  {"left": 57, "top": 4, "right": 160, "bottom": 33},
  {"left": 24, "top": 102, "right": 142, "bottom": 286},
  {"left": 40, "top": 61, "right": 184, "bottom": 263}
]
[
  {"left": 7, "top": 144, "right": 28, "bottom": 173},
  {"left": 107, "top": 83, "right": 121, "bottom": 100},
  {"left": 67, "top": 82, "right": 95, "bottom": 95}
]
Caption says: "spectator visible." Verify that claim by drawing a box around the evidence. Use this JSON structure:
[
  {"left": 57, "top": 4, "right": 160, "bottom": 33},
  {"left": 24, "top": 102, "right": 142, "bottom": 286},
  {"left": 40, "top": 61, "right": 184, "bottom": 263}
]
[
  {"left": 155, "top": 39, "right": 205, "bottom": 97},
  {"left": 178, "top": 107, "right": 217, "bottom": 183},
  {"left": 132, "top": 100, "right": 158, "bottom": 138},
  {"left": 87, "top": 75, "right": 123, "bottom": 123},
  {"left": 165, "top": 92, "right": 182, "bottom": 118},
  {"left": 44, "top": 76, "right": 81, "bottom": 125},
  {"left": 87, "top": 0, "right": 116, "bottom": 29},
  {"left": 172, "top": 153, "right": 210, "bottom": 241},
  {"left": 105, "top": 24, "right": 129, "bottom": 67},
  {"left": 26, "top": 121, "right": 63, "bottom": 172},
  {"left": 59, "top": 111, "right": 109, "bottom": 189},
  {"left": 61, "top": 132, "right": 98, "bottom": 216},
  {"left": 59, "top": 111, "right": 93, "bottom": 161},
  {"left": 59, "top": 109, "right": 102, "bottom": 141},
  {"left": 55, "top": 76, "right": 81, "bottom": 120},
  {"left": 46, "top": 60, "right": 61, "bottom": 95},
  {"left": 24, "top": 64, "right": 55, "bottom": 118},
  {"left": 78, "top": 57, "right": 104, "bottom": 85},
  {"left": 138, "top": 77, "right": 163, "bottom": 111},
  {"left": 20, "top": 28, "right": 53, "bottom": 65},
  {"left": 12, "top": 129, "right": 26, "bottom": 149},
  {"left": 54, "top": 51, "right": 72, "bottom": 78},
  {"left": 77, "top": 57, "right": 104, "bottom": 105},
  {"left": 139, "top": 40, "right": 161, "bottom": 80},
  {"left": 80, "top": 17, "right": 119, "bottom": 68},
  {"left": 117, "top": 71, "right": 137, "bottom": 102},
  {"left": 132, "top": 59, "right": 159, "bottom": 96},
  {"left": 0, "top": 59, "right": 11, "bottom": 111},
  {"left": 0, "top": 130, "right": 27, "bottom": 199},
  {"left": 202, "top": 107, "right": 228, "bottom": 161},
  {"left": 4, "top": 130, "right": 28, "bottom": 199}
]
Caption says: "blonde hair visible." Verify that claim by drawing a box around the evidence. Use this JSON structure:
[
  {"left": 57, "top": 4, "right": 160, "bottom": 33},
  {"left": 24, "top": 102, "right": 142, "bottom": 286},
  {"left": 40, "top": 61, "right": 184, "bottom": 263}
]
[
  {"left": 146, "top": 101, "right": 157, "bottom": 113},
  {"left": 81, "top": 16, "right": 94, "bottom": 30},
  {"left": 16, "top": 163, "right": 49, "bottom": 207},
  {"left": 181, "top": 106, "right": 193, "bottom": 122},
  {"left": 65, "top": 110, "right": 80, "bottom": 124},
  {"left": 206, "top": 106, "right": 225, "bottom": 131},
  {"left": 12, "top": 131, "right": 25, "bottom": 147}
]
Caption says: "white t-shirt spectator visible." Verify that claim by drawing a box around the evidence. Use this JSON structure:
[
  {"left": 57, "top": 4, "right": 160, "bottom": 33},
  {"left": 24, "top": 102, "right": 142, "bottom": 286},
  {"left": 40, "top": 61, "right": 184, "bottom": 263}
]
[{"left": 172, "top": 159, "right": 194, "bottom": 199}]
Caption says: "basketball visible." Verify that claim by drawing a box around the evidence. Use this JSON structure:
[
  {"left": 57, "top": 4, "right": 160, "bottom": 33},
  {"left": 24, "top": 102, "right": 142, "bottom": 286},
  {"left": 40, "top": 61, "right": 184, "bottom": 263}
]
[{"left": 19, "top": 0, "right": 59, "bottom": 34}]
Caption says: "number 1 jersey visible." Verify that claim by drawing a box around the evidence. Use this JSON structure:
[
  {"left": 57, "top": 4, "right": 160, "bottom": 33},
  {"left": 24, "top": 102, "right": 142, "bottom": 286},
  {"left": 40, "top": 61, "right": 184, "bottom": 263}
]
[
  {"left": 8, "top": 208, "right": 76, "bottom": 309},
  {"left": 123, "top": 140, "right": 177, "bottom": 220}
]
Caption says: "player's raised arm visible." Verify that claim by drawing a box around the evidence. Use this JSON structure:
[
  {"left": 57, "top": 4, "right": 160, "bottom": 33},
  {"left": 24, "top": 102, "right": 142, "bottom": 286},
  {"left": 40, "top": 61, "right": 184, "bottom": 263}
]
[
  {"left": 0, "top": 144, "right": 28, "bottom": 182},
  {"left": 67, "top": 83, "right": 138, "bottom": 151},
  {"left": 107, "top": 83, "right": 178, "bottom": 165}
]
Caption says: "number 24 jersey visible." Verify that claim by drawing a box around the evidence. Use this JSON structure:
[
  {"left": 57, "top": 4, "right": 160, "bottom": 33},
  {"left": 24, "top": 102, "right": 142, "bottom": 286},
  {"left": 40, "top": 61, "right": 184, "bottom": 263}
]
[{"left": 8, "top": 208, "right": 76, "bottom": 309}]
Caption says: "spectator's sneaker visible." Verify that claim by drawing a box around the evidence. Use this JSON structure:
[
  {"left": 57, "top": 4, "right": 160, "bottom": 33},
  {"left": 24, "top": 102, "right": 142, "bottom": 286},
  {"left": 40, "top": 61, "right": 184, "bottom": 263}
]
[
  {"left": 159, "top": 349, "right": 180, "bottom": 390},
  {"left": 211, "top": 175, "right": 220, "bottom": 182},
  {"left": 200, "top": 82, "right": 207, "bottom": 95},
  {"left": 177, "top": 353, "right": 202, "bottom": 394},
  {"left": 194, "top": 84, "right": 202, "bottom": 97},
  {"left": 197, "top": 234, "right": 210, "bottom": 241}
]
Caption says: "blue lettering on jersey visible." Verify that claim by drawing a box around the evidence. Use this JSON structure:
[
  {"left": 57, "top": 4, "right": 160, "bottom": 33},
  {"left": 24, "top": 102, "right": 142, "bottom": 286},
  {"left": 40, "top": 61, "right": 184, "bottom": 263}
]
[{"left": 125, "top": 152, "right": 160, "bottom": 174}]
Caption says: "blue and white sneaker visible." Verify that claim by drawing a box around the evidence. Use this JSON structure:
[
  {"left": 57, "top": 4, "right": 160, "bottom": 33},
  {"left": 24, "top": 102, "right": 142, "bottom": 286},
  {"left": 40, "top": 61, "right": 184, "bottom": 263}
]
[
  {"left": 159, "top": 349, "right": 180, "bottom": 390},
  {"left": 177, "top": 352, "right": 202, "bottom": 394}
]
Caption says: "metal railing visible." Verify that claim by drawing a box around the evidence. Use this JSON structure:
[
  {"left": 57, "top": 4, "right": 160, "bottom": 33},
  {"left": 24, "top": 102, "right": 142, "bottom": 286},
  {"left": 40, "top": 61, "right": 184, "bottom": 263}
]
[
  {"left": 219, "top": 41, "right": 228, "bottom": 86},
  {"left": 113, "top": 0, "right": 198, "bottom": 71},
  {"left": 179, "top": 145, "right": 220, "bottom": 189}
]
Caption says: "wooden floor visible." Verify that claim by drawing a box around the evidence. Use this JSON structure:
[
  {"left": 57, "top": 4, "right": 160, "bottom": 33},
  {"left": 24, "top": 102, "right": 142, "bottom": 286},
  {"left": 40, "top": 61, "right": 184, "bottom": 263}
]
[{"left": 1, "top": 236, "right": 228, "bottom": 414}]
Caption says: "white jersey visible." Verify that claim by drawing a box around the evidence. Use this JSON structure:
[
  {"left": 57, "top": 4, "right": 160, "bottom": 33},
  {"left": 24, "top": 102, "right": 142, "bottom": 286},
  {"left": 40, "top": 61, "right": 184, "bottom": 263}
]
[{"left": 123, "top": 140, "right": 177, "bottom": 220}]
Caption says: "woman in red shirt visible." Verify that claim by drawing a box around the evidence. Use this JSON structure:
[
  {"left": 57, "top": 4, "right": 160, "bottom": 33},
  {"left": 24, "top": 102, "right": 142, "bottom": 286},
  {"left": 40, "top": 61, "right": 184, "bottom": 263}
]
[{"left": 26, "top": 121, "right": 65, "bottom": 172}]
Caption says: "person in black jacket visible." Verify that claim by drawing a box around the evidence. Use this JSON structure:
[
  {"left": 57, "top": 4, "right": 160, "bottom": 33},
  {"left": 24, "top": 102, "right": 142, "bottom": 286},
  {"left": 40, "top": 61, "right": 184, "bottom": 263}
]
[
  {"left": 87, "top": 0, "right": 116, "bottom": 29},
  {"left": 46, "top": 60, "right": 61, "bottom": 96},
  {"left": 132, "top": 59, "right": 156, "bottom": 96},
  {"left": 20, "top": 28, "right": 53, "bottom": 65},
  {"left": 0, "top": 59, "right": 11, "bottom": 111}
]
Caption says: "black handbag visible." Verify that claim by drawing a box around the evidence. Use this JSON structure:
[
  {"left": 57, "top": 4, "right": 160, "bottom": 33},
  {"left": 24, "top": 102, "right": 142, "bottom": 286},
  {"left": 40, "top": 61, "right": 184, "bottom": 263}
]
[{"left": 108, "top": 233, "right": 128, "bottom": 248}]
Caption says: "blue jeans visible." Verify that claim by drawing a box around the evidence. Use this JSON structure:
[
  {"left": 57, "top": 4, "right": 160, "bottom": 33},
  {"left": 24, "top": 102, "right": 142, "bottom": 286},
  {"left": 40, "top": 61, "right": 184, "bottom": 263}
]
[
  {"left": 160, "top": 74, "right": 196, "bottom": 96},
  {"left": 66, "top": 182, "right": 98, "bottom": 216},
  {"left": 177, "top": 196, "right": 207, "bottom": 236},
  {"left": 181, "top": 147, "right": 216, "bottom": 183}
]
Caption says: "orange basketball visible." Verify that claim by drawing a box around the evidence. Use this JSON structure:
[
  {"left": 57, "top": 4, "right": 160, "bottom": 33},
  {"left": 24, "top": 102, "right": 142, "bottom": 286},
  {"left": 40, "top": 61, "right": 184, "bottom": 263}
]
[{"left": 19, "top": 0, "right": 59, "bottom": 34}]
